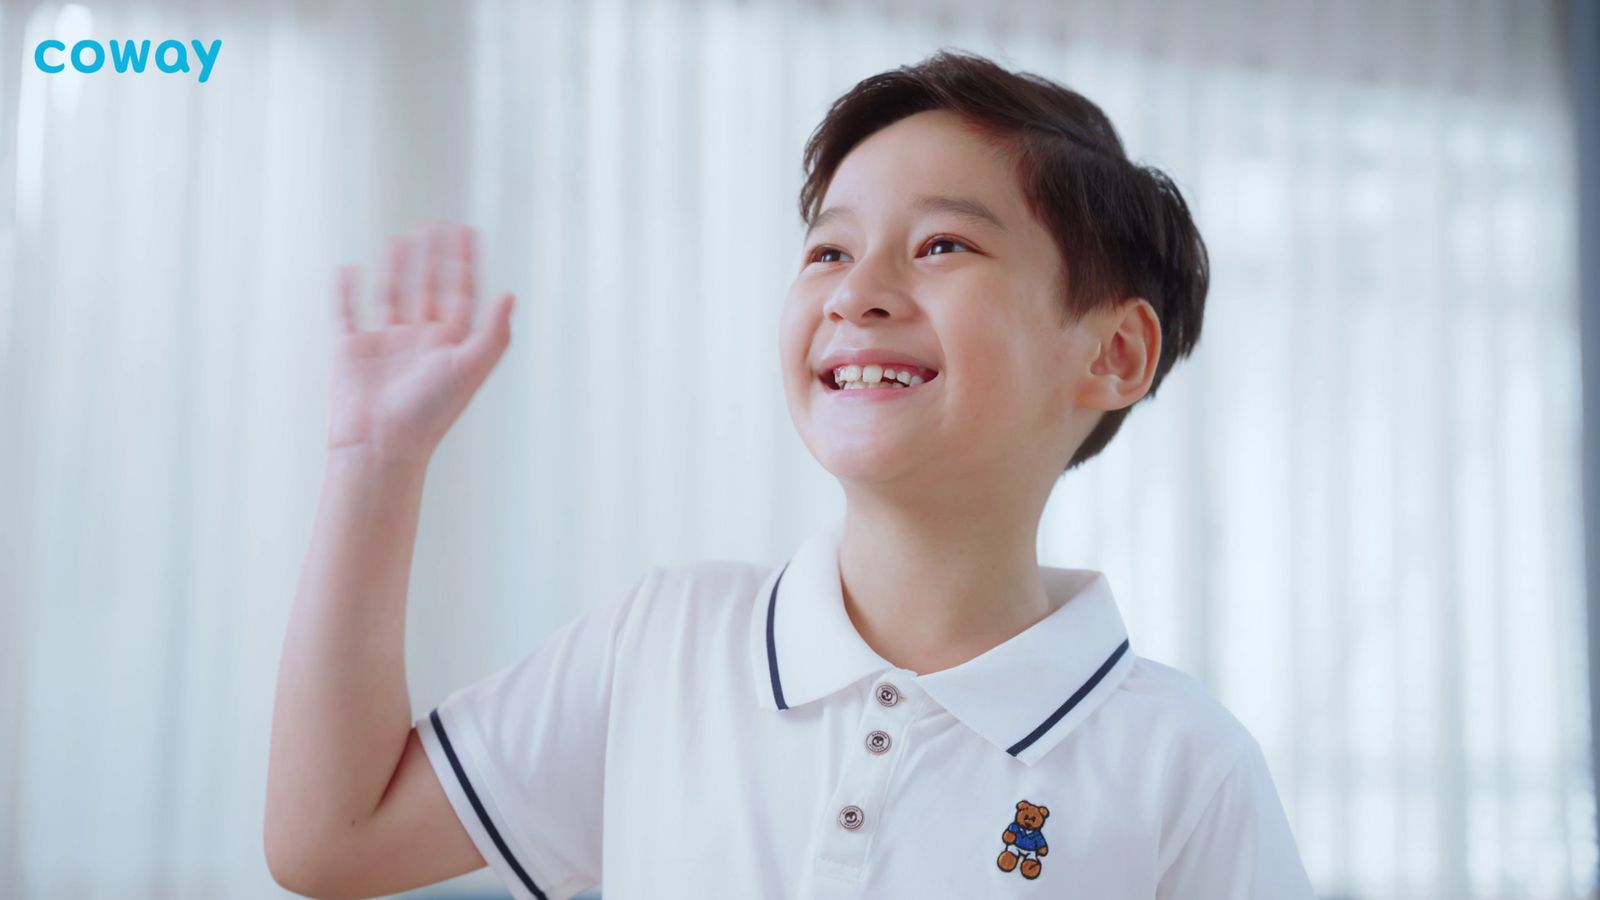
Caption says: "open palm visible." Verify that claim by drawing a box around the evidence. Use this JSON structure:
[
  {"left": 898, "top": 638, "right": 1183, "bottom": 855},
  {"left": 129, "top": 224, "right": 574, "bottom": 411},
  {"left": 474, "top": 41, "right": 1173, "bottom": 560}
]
[{"left": 326, "top": 222, "right": 515, "bottom": 465}]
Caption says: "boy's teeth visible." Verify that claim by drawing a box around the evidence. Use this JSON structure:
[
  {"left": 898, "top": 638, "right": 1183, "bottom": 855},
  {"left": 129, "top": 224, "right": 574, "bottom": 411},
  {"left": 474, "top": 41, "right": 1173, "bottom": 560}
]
[{"left": 831, "top": 364, "right": 930, "bottom": 388}]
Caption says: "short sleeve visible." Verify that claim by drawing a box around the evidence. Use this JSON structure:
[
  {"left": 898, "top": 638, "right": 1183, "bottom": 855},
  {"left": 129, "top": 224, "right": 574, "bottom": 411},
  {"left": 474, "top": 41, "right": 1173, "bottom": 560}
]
[
  {"left": 414, "top": 566, "right": 659, "bottom": 900},
  {"left": 1156, "top": 737, "right": 1315, "bottom": 899}
]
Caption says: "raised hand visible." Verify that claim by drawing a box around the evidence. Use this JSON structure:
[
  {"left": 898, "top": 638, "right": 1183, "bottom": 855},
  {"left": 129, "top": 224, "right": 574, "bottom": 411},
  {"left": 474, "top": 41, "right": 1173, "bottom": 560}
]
[{"left": 326, "top": 221, "right": 515, "bottom": 466}]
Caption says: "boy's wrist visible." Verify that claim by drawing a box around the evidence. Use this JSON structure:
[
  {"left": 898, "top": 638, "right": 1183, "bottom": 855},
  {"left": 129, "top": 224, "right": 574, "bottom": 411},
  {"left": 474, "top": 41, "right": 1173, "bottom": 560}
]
[{"left": 324, "top": 442, "right": 431, "bottom": 484}]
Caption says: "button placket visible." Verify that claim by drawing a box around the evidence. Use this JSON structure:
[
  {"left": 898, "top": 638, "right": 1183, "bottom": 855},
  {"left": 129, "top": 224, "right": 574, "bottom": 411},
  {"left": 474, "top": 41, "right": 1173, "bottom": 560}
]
[{"left": 812, "top": 674, "right": 925, "bottom": 884}]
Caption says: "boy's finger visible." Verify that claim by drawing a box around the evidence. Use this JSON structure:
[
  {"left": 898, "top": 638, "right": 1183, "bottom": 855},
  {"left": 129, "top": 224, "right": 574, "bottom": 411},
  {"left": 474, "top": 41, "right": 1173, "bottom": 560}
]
[
  {"left": 450, "top": 225, "right": 477, "bottom": 333},
  {"left": 335, "top": 266, "right": 359, "bottom": 334},
  {"left": 460, "top": 226, "right": 477, "bottom": 303},
  {"left": 383, "top": 236, "right": 407, "bottom": 325},
  {"left": 421, "top": 222, "right": 443, "bottom": 322}
]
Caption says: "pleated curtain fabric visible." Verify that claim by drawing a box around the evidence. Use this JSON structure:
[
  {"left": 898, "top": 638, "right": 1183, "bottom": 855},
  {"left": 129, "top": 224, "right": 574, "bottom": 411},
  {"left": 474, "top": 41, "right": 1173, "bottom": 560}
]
[{"left": 0, "top": 0, "right": 1586, "bottom": 897}]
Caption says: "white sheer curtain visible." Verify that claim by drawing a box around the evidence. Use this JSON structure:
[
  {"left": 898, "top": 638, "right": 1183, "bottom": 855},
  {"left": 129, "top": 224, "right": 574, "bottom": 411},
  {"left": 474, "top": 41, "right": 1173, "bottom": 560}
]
[{"left": 0, "top": 0, "right": 1587, "bottom": 898}]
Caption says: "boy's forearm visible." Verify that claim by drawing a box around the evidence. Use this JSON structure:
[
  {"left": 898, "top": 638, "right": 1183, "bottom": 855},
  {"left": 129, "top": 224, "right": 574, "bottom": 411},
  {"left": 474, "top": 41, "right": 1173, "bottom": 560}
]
[{"left": 266, "top": 447, "right": 429, "bottom": 863}]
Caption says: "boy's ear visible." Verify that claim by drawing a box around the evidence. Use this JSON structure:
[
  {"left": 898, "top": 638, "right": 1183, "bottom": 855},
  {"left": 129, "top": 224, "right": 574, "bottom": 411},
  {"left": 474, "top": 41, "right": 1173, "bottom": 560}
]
[{"left": 1077, "top": 300, "right": 1160, "bottom": 412}]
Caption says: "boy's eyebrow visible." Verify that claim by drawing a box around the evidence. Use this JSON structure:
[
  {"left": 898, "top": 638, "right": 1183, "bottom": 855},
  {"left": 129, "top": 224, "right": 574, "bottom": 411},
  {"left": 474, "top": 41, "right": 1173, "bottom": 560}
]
[{"left": 805, "top": 195, "right": 1008, "bottom": 238}]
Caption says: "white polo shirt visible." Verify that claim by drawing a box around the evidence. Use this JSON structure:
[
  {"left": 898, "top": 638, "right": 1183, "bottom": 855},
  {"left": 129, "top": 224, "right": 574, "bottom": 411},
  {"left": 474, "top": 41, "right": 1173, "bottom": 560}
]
[{"left": 414, "top": 516, "right": 1314, "bottom": 899}]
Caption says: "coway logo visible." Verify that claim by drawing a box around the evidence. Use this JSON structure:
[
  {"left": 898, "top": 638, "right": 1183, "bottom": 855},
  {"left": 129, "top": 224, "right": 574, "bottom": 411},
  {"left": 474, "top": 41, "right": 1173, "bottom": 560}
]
[{"left": 34, "top": 39, "right": 221, "bottom": 83}]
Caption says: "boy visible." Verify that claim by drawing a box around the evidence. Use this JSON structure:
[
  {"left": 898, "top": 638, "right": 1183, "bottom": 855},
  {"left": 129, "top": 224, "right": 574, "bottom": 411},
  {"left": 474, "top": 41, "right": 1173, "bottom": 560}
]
[{"left": 266, "top": 50, "right": 1314, "bottom": 899}]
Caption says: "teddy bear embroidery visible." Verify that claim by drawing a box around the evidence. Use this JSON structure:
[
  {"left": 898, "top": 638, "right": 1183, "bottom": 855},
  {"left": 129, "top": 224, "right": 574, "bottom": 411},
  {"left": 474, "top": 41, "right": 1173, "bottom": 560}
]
[{"left": 997, "top": 799, "right": 1050, "bottom": 880}]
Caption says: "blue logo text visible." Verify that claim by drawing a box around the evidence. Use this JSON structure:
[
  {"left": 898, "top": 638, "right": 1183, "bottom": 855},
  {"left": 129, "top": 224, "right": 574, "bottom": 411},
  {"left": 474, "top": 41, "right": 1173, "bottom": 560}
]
[{"left": 34, "top": 39, "right": 222, "bottom": 83}]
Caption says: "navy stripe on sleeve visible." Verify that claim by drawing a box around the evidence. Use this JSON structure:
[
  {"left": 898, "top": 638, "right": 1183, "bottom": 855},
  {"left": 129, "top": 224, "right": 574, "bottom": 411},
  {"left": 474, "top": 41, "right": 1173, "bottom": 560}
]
[
  {"left": 1006, "top": 638, "right": 1131, "bottom": 757},
  {"left": 429, "top": 708, "right": 549, "bottom": 900}
]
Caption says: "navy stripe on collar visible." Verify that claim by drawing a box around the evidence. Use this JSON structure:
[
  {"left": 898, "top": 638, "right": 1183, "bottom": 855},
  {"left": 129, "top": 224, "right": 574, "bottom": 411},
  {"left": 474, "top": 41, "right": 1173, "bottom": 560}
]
[
  {"left": 765, "top": 561, "right": 791, "bottom": 709},
  {"left": 1006, "top": 637, "right": 1131, "bottom": 757},
  {"left": 429, "top": 708, "right": 549, "bottom": 900},
  {"left": 767, "top": 556, "right": 1130, "bottom": 755}
]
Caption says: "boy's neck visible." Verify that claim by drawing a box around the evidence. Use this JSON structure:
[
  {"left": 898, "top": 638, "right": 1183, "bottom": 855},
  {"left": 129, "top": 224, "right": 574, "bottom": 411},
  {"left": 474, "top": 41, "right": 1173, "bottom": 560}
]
[{"left": 836, "top": 504, "right": 1055, "bottom": 676}]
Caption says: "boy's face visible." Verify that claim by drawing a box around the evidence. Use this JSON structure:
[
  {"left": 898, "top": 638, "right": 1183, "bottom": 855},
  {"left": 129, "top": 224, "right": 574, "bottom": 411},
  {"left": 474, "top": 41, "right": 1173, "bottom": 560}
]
[{"left": 779, "top": 109, "right": 1109, "bottom": 499}]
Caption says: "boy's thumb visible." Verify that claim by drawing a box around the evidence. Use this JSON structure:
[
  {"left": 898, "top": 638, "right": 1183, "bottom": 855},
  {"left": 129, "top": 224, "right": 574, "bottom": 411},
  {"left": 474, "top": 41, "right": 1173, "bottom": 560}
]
[{"left": 460, "top": 292, "right": 514, "bottom": 373}]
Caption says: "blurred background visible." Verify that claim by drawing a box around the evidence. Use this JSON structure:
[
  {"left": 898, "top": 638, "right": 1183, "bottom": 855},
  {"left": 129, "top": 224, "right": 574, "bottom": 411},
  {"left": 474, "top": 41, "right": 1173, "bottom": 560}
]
[{"left": 0, "top": 0, "right": 1594, "bottom": 897}]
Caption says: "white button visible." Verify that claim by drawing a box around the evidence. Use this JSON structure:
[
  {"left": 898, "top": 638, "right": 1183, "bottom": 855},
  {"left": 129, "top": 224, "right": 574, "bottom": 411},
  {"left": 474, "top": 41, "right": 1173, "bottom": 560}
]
[
  {"left": 874, "top": 683, "right": 900, "bottom": 707},
  {"left": 838, "top": 805, "right": 865, "bottom": 830},
  {"left": 865, "top": 730, "right": 891, "bottom": 754}
]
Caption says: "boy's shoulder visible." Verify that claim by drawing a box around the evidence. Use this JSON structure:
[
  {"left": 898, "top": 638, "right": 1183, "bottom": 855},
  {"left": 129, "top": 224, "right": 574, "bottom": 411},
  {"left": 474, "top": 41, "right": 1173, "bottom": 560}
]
[
  {"left": 646, "top": 557, "right": 773, "bottom": 603},
  {"left": 604, "top": 559, "right": 775, "bottom": 669},
  {"left": 613, "top": 557, "right": 773, "bottom": 630},
  {"left": 1110, "top": 653, "right": 1262, "bottom": 761}
]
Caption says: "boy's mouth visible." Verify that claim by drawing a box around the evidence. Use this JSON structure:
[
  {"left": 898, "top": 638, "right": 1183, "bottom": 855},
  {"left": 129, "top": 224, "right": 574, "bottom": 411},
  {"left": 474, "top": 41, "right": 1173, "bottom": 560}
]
[{"left": 818, "top": 364, "right": 941, "bottom": 391}]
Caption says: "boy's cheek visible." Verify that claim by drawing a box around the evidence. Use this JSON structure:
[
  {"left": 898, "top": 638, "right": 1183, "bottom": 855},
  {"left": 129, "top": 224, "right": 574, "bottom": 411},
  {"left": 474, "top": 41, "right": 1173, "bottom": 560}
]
[{"left": 775, "top": 312, "right": 824, "bottom": 377}]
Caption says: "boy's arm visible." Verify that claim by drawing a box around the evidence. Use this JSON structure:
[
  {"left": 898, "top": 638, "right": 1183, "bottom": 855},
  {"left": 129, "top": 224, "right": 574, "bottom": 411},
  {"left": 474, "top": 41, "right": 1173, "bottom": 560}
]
[
  {"left": 264, "top": 449, "right": 483, "bottom": 896},
  {"left": 265, "top": 223, "right": 514, "bottom": 896},
  {"left": 1155, "top": 737, "right": 1314, "bottom": 899}
]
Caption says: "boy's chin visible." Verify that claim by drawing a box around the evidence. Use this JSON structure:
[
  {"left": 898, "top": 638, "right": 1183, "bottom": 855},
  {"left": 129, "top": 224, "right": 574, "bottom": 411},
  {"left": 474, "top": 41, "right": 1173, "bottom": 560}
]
[{"left": 815, "top": 444, "right": 930, "bottom": 483}]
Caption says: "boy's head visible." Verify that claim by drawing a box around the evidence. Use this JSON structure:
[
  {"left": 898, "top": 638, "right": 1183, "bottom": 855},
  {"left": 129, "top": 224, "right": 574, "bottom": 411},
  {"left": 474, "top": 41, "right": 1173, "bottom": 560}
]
[{"left": 779, "top": 49, "right": 1207, "bottom": 502}]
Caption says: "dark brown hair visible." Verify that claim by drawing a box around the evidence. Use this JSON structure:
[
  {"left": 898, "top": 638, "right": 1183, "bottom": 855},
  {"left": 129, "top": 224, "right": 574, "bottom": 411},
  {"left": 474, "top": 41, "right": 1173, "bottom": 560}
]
[{"left": 798, "top": 49, "right": 1209, "bottom": 474}]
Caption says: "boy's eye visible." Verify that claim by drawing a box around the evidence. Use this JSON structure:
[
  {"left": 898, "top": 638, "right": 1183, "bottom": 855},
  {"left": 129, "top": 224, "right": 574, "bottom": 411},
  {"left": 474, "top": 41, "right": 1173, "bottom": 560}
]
[
  {"left": 922, "top": 237, "right": 973, "bottom": 256},
  {"left": 812, "top": 237, "right": 972, "bottom": 264},
  {"left": 808, "top": 246, "right": 851, "bottom": 264}
]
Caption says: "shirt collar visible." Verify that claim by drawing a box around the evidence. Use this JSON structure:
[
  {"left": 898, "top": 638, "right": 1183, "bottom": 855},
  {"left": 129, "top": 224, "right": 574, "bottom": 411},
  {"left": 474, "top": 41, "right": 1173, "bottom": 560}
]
[{"left": 750, "top": 516, "right": 1135, "bottom": 765}]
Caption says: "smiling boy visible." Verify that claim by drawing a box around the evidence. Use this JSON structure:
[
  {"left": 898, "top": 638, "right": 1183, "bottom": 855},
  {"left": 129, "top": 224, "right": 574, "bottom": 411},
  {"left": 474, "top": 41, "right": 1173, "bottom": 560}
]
[
  {"left": 267, "top": 50, "right": 1313, "bottom": 900},
  {"left": 785, "top": 99, "right": 1161, "bottom": 681}
]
